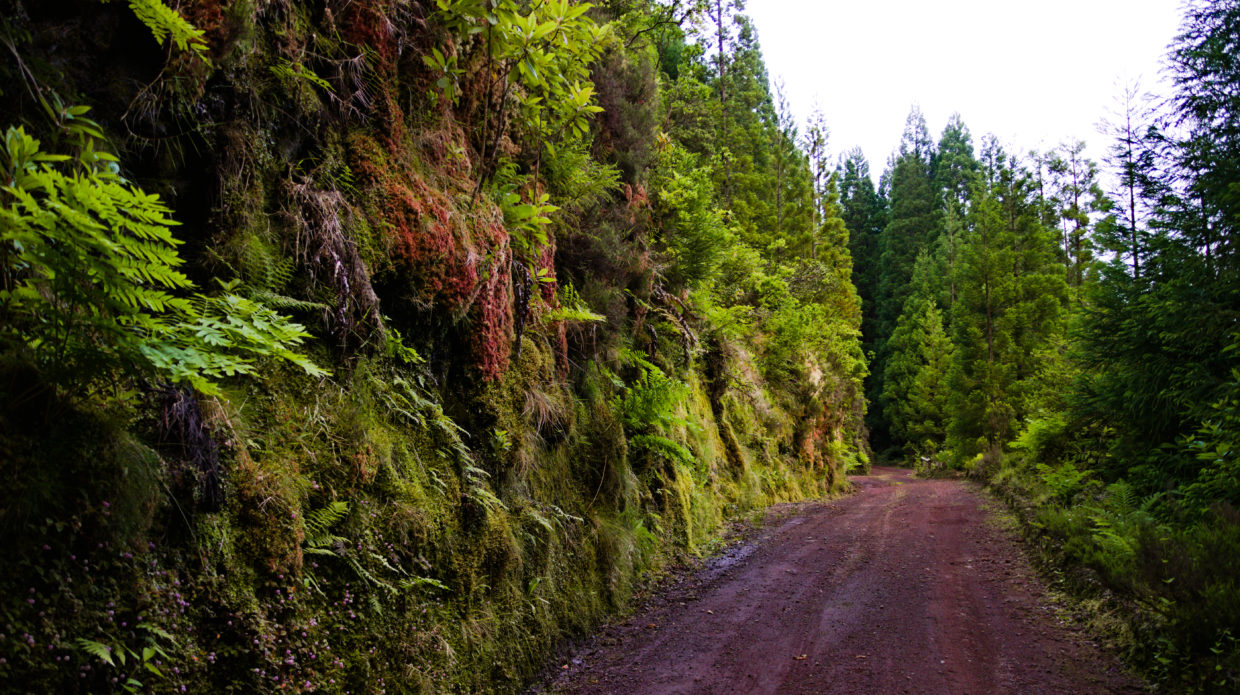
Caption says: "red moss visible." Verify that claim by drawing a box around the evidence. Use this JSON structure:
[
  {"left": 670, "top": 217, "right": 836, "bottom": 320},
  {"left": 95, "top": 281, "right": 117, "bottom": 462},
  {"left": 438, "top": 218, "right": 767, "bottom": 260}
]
[
  {"left": 353, "top": 445, "right": 379, "bottom": 484},
  {"left": 419, "top": 125, "right": 474, "bottom": 180},
  {"left": 335, "top": 0, "right": 410, "bottom": 151},
  {"left": 338, "top": 0, "right": 399, "bottom": 69},
  {"left": 390, "top": 180, "right": 484, "bottom": 309},
  {"left": 796, "top": 411, "right": 844, "bottom": 492},
  {"left": 624, "top": 182, "right": 651, "bottom": 227},
  {"left": 184, "top": 0, "right": 226, "bottom": 42},
  {"left": 347, "top": 131, "right": 516, "bottom": 379},
  {"left": 471, "top": 246, "right": 514, "bottom": 380}
]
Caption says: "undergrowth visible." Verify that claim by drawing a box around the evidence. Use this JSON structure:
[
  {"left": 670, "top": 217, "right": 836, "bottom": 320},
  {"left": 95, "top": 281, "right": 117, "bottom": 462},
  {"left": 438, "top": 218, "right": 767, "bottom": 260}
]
[
  {"left": 0, "top": 1, "right": 866, "bottom": 693},
  {"left": 988, "top": 444, "right": 1240, "bottom": 694}
]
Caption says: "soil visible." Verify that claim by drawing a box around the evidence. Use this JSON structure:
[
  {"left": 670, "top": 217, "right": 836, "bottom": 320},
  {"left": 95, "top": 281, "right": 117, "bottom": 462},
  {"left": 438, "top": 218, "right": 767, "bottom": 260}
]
[{"left": 535, "top": 467, "right": 1145, "bottom": 695}]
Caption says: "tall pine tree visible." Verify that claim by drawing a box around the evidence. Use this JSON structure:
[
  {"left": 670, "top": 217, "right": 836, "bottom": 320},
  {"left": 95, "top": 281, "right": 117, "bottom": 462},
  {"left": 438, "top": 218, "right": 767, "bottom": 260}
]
[
  {"left": 947, "top": 141, "right": 1066, "bottom": 464},
  {"left": 882, "top": 251, "right": 954, "bottom": 459},
  {"left": 839, "top": 147, "right": 886, "bottom": 355}
]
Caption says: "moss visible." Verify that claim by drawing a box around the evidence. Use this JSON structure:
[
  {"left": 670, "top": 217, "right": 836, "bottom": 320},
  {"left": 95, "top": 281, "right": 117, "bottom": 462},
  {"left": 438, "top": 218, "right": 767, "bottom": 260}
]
[{"left": 0, "top": 1, "right": 868, "bottom": 692}]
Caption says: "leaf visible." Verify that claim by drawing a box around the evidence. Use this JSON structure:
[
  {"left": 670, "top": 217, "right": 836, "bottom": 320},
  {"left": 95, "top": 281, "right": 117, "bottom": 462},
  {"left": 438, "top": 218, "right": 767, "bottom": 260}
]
[
  {"left": 137, "top": 623, "right": 176, "bottom": 644},
  {"left": 76, "top": 639, "right": 115, "bottom": 666}
]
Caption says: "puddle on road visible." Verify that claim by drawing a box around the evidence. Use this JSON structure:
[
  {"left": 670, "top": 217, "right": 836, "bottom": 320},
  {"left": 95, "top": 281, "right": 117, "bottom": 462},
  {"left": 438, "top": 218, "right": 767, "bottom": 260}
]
[{"left": 700, "top": 541, "right": 757, "bottom": 580}]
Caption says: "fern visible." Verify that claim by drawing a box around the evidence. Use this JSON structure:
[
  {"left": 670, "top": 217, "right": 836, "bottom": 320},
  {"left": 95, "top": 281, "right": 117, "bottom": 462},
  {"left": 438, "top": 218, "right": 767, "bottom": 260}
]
[
  {"left": 543, "top": 305, "right": 607, "bottom": 323},
  {"left": 617, "top": 345, "right": 662, "bottom": 379},
  {"left": 462, "top": 462, "right": 506, "bottom": 513},
  {"left": 76, "top": 639, "right": 116, "bottom": 667},
  {"left": 376, "top": 370, "right": 507, "bottom": 514},
  {"left": 543, "top": 282, "right": 605, "bottom": 324},
  {"left": 304, "top": 500, "right": 349, "bottom": 549},
  {"left": 405, "top": 575, "right": 451, "bottom": 592},
  {"left": 543, "top": 140, "right": 621, "bottom": 213},
  {"left": 0, "top": 125, "right": 327, "bottom": 395},
  {"left": 75, "top": 625, "right": 173, "bottom": 693},
  {"left": 608, "top": 350, "right": 699, "bottom": 469},
  {"left": 630, "top": 434, "right": 696, "bottom": 469},
  {"left": 613, "top": 362, "right": 693, "bottom": 432},
  {"left": 1035, "top": 462, "right": 1091, "bottom": 503},
  {"left": 250, "top": 288, "right": 329, "bottom": 313},
  {"left": 235, "top": 243, "right": 329, "bottom": 313},
  {"left": 271, "top": 59, "right": 333, "bottom": 92},
  {"left": 1106, "top": 480, "right": 1139, "bottom": 512},
  {"left": 109, "top": 0, "right": 209, "bottom": 58}
]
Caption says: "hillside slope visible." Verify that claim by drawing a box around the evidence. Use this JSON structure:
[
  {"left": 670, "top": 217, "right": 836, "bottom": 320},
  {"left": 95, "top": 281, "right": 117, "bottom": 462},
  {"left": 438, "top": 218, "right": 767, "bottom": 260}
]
[{"left": 0, "top": 1, "right": 866, "bottom": 692}]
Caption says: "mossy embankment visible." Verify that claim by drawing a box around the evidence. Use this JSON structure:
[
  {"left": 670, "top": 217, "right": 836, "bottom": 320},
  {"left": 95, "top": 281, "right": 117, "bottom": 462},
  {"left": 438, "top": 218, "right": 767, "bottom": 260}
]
[{"left": 0, "top": 1, "right": 867, "bottom": 692}]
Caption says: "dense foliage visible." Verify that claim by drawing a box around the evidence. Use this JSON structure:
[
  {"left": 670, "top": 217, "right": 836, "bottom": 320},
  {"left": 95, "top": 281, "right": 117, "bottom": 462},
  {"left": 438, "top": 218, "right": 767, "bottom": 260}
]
[
  {"left": 2, "top": 0, "right": 1236, "bottom": 691},
  {"left": 0, "top": 0, "right": 865, "bottom": 692},
  {"left": 850, "top": 1, "right": 1240, "bottom": 690}
]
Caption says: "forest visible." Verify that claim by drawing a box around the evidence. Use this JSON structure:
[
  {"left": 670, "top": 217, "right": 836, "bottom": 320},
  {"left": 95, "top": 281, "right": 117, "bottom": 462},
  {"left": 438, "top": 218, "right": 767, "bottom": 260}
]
[{"left": 0, "top": 0, "right": 1235, "bottom": 693}]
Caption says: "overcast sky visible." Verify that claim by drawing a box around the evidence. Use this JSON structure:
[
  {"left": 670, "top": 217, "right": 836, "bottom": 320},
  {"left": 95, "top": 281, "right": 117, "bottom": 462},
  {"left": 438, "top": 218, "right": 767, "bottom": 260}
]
[{"left": 743, "top": 0, "right": 1183, "bottom": 176}]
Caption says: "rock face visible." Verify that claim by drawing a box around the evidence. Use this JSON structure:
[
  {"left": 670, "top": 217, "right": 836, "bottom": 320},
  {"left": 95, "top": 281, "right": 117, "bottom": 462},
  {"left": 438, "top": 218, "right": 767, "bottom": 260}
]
[{"left": 0, "top": 2, "right": 867, "bottom": 693}]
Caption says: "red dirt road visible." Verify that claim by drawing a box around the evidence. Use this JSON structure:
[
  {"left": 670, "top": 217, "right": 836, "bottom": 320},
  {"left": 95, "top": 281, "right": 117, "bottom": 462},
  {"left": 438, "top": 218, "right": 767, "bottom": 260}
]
[{"left": 542, "top": 467, "right": 1144, "bottom": 695}]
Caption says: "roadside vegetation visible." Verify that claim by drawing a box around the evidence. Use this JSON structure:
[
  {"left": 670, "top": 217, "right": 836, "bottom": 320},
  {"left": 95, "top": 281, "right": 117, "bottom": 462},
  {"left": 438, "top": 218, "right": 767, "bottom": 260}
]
[
  {"left": 0, "top": 1, "right": 863, "bottom": 692},
  {"left": 0, "top": 0, "right": 1236, "bottom": 692},
  {"left": 852, "top": 2, "right": 1240, "bottom": 690}
]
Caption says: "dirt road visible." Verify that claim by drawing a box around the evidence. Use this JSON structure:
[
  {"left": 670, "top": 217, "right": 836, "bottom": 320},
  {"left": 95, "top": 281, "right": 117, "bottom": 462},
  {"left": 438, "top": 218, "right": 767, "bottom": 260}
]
[{"left": 542, "top": 467, "right": 1143, "bottom": 695}]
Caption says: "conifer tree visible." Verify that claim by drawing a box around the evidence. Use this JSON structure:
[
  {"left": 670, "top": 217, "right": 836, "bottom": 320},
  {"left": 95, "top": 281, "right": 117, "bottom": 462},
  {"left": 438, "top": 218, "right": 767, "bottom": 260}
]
[
  {"left": 947, "top": 141, "right": 1067, "bottom": 462},
  {"left": 882, "top": 251, "right": 953, "bottom": 457},
  {"left": 839, "top": 147, "right": 886, "bottom": 355},
  {"left": 1073, "top": 0, "right": 1240, "bottom": 490},
  {"left": 839, "top": 148, "right": 889, "bottom": 447},
  {"left": 870, "top": 108, "right": 938, "bottom": 449},
  {"left": 876, "top": 107, "right": 939, "bottom": 349},
  {"left": 1045, "top": 141, "right": 1103, "bottom": 292},
  {"left": 933, "top": 114, "right": 980, "bottom": 214},
  {"left": 930, "top": 114, "right": 979, "bottom": 312}
]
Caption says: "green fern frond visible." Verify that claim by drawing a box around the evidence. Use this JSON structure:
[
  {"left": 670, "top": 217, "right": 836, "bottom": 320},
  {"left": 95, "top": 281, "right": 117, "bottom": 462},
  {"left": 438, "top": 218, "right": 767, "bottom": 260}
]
[
  {"left": 76, "top": 639, "right": 117, "bottom": 666},
  {"left": 271, "top": 59, "right": 333, "bottom": 92},
  {"left": 118, "top": 0, "right": 209, "bottom": 57},
  {"left": 404, "top": 576, "right": 451, "bottom": 592},
  {"left": 304, "top": 500, "right": 349, "bottom": 548},
  {"left": 2, "top": 125, "right": 327, "bottom": 394},
  {"left": 614, "top": 368, "right": 692, "bottom": 431},
  {"left": 630, "top": 434, "right": 696, "bottom": 468},
  {"left": 346, "top": 555, "right": 396, "bottom": 594},
  {"left": 1106, "top": 480, "right": 1138, "bottom": 511},
  {"left": 617, "top": 346, "right": 662, "bottom": 377},
  {"left": 135, "top": 623, "right": 176, "bottom": 644},
  {"left": 250, "top": 289, "right": 328, "bottom": 313},
  {"left": 543, "top": 306, "right": 605, "bottom": 323}
]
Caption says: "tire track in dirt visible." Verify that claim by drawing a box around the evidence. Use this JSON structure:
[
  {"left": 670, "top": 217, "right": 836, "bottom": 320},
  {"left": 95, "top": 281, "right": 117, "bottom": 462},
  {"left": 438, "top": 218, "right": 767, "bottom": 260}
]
[{"left": 539, "top": 467, "right": 1144, "bottom": 695}]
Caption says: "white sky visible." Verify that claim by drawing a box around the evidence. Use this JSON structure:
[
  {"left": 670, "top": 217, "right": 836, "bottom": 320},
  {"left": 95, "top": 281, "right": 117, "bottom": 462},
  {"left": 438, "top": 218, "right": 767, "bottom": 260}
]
[{"left": 744, "top": 0, "right": 1183, "bottom": 176}]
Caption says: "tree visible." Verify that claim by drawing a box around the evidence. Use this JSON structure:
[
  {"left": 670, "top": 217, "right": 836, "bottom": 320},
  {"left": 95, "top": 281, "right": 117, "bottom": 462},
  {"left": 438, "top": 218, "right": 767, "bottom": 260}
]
[
  {"left": 870, "top": 107, "right": 938, "bottom": 450},
  {"left": 931, "top": 114, "right": 979, "bottom": 311},
  {"left": 882, "top": 251, "right": 953, "bottom": 457},
  {"left": 839, "top": 147, "right": 886, "bottom": 354},
  {"left": 1044, "top": 141, "right": 1104, "bottom": 293},
  {"left": 947, "top": 143, "right": 1066, "bottom": 462},
  {"left": 1098, "top": 83, "right": 1162, "bottom": 280},
  {"left": 876, "top": 106, "right": 939, "bottom": 350},
  {"left": 1071, "top": 0, "right": 1240, "bottom": 490},
  {"left": 700, "top": 0, "right": 745, "bottom": 202}
]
